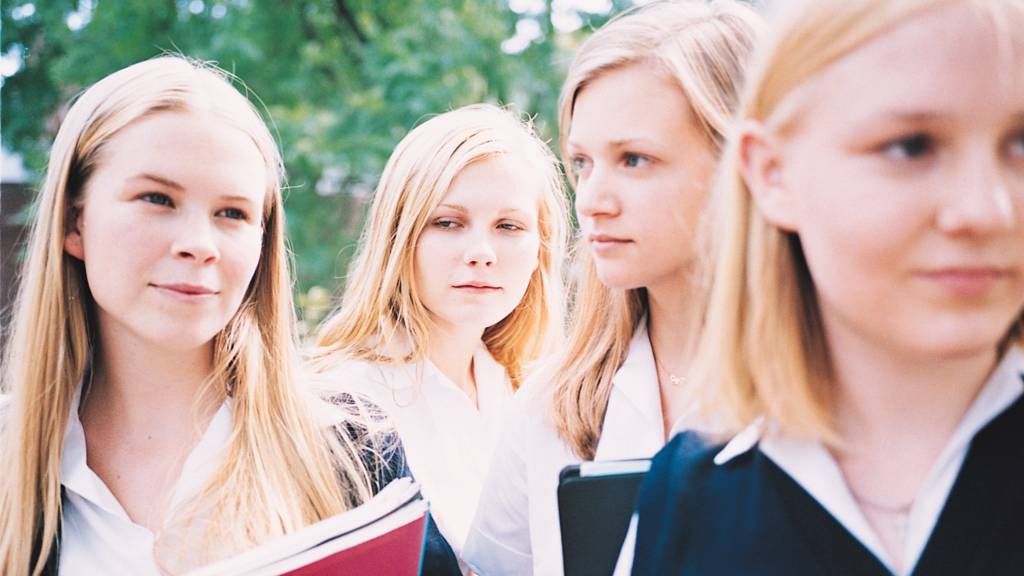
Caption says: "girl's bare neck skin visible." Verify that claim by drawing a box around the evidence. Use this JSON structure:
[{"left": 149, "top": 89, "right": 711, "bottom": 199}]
[
  {"left": 425, "top": 322, "right": 486, "bottom": 408},
  {"left": 78, "top": 326, "right": 224, "bottom": 532},
  {"left": 646, "top": 271, "right": 697, "bottom": 439},
  {"left": 827, "top": 323, "right": 996, "bottom": 572}
]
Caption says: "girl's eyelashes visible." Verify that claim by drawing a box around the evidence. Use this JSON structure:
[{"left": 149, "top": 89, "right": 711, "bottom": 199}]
[
  {"left": 623, "top": 152, "right": 652, "bottom": 168},
  {"left": 570, "top": 152, "right": 652, "bottom": 175},
  {"left": 432, "top": 217, "right": 461, "bottom": 229},
  {"left": 430, "top": 217, "right": 528, "bottom": 232},
  {"left": 139, "top": 191, "right": 252, "bottom": 222},
  {"left": 218, "top": 207, "right": 249, "bottom": 221},
  {"left": 140, "top": 192, "right": 173, "bottom": 206},
  {"left": 570, "top": 155, "right": 592, "bottom": 176},
  {"left": 881, "top": 133, "right": 932, "bottom": 160},
  {"left": 498, "top": 221, "right": 526, "bottom": 232}
]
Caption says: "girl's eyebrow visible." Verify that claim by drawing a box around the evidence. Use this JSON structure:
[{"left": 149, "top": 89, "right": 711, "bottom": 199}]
[
  {"left": 566, "top": 137, "right": 657, "bottom": 150},
  {"left": 607, "top": 137, "right": 657, "bottom": 148},
  {"left": 436, "top": 203, "right": 532, "bottom": 217},
  {"left": 131, "top": 173, "right": 184, "bottom": 190},
  {"left": 436, "top": 203, "right": 469, "bottom": 214},
  {"left": 129, "top": 174, "right": 261, "bottom": 206},
  {"left": 499, "top": 207, "right": 531, "bottom": 217}
]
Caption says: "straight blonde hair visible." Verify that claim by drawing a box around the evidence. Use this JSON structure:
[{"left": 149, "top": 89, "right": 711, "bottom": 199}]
[
  {"left": 549, "top": 0, "right": 763, "bottom": 460},
  {"left": 689, "top": 0, "right": 1024, "bottom": 444},
  {"left": 0, "top": 56, "right": 379, "bottom": 575},
  {"left": 312, "top": 104, "right": 570, "bottom": 389}
]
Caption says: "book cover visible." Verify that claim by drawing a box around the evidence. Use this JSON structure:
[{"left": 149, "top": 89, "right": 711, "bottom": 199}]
[
  {"left": 185, "top": 477, "right": 428, "bottom": 576},
  {"left": 558, "top": 459, "right": 651, "bottom": 576}
]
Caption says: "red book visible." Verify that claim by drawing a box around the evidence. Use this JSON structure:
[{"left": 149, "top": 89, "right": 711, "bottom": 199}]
[{"left": 186, "top": 478, "right": 428, "bottom": 576}]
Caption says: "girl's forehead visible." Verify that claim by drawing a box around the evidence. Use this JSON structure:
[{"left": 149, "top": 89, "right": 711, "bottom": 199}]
[
  {"left": 437, "top": 156, "right": 544, "bottom": 212},
  {"left": 784, "top": 4, "right": 1024, "bottom": 134}
]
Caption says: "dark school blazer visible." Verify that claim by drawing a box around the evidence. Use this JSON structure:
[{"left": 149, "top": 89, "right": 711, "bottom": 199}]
[{"left": 631, "top": 383, "right": 1024, "bottom": 576}]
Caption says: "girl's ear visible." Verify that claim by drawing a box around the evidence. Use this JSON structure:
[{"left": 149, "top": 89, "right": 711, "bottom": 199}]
[
  {"left": 64, "top": 206, "right": 85, "bottom": 260},
  {"left": 738, "top": 119, "right": 799, "bottom": 233}
]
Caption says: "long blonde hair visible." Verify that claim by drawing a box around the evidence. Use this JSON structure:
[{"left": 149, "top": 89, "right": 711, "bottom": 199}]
[
  {"left": 689, "top": 0, "right": 1024, "bottom": 444},
  {"left": 0, "top": 56, "right": 378, "bottom": 575},
  {"left": 312, "top": 104, "right": 569, "bottom": 389},
  {"left": 548, "top": 0, "right": 763, "bottom": 460}
]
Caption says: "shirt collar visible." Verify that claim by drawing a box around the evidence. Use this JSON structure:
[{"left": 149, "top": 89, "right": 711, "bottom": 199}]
[
  {"left": 714, "top": 345, "right": 1024, "bottom": 465},
  {"left": 379, "top": 341, "right": 510, "bottom": 393},
  {"left": 593, "top": 322, "right": 665, "bottom": 461},
  {"left": 61, "top": 379, "right": 234, "bottom": 519},
  {"left": 608, "top": 321, "right": 662, "bottom": 428}
]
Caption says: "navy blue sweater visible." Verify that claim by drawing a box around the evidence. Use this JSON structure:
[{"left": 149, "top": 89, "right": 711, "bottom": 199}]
[{"left": 632, "top": 388, "right": 1024, "bottom": 575}]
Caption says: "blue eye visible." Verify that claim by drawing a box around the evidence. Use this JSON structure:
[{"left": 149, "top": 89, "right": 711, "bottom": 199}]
[
  {"left": 141, "top": 193, "right": 173, "bottom": 206},
  {"left": 884, "top": 135, "right": 932, "bottom": 160},
  {"left": 571, "top": 155, "right": 592, "bottom": 173},
  {"left": 498, "top": 222, "right": 523, "bottom": 231},
  {"left": 624, "top": 153, "right": 650, "bottom": 168},
  {"left": 433, "top": 219, "right": 459, "bottom": 229},
  {"left": 219, "top": 208, "right": 248, "bottom": 220}
]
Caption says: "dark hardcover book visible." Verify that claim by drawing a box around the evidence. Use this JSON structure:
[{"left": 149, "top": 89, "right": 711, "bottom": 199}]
[{"left": 558, "top": 459, "right": 651, "bottom": 576}]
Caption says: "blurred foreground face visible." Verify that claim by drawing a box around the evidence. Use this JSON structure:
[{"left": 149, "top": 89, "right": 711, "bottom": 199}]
[
  {"left": 413, "top": 156, "right": 541, "bottom": 334},
  {"left": 766, "top": 3, "right": 1024, "bottom": 361},
  {"left": 567, "top": 63, "right": 717, "bottom": 292}
]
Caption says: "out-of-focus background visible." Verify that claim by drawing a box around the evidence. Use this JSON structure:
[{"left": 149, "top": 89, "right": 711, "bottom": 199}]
[{"left": 0, "top": 0, "right": 646, "bottom": 341}]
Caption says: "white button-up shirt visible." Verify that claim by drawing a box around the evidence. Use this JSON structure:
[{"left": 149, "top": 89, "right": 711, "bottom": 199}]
[
  {"left": 317, "top": 343, "right": 513, "bottom": 558},
  {"left": 59, "top": 384, "right": 232, "bottom": 575},
  {"left": 463, "top": 324, "right": 668, "bottom": 576}
]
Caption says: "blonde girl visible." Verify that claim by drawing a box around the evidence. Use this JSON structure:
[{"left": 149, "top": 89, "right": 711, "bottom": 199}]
[
  {"left": 629, "top": 0, "right": 1024, "bottom": 574},
  {"left": 462, "top": 2, "right": 762, "bottom": 575},
  {"left": 310, "top": 103, "right": 570, "bottom": 560},
  {"left": 0, "top": 56, "right": 457, "bottom": 576}
]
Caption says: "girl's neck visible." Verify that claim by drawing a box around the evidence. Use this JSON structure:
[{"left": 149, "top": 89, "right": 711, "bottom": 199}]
[
  {"left": 646, "top": 282, "right": 695, "bottom": 358},
  {"left": 83, "top": 330, "right": 222, "bottom": 433},
  {"left": 828, "top": 330, "right": 997, "bottom": 448},
  {"left": 425, "top": 321, "right": 485, "bottom": 405},
  {"left": 826, "top": 328, "right": 998, "bottom": 573},
  {"left": 78, "top": 331, "right": 223, "bottom": 532},
  {"left": 646, "top": 278, "right": 697, "bottom": 438}
]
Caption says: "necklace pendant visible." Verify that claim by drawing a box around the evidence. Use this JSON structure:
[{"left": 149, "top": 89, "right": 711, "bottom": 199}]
[{"left": 669, "top": 374, "right": 685, "bottom": 386}]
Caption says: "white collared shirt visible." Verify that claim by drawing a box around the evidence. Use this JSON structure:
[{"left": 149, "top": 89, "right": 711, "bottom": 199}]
[
  {"left": 615, "top": 347, "right": 1024, "bottom": 576},
  {"left": 463, "top": 323, "right": 669, "bottom": 576},
  {"left": 59, "top": 384, "right": 233, "bottom": 575},
  {"left": 316, "top": 343, "right": 512, "bottom": 558}
]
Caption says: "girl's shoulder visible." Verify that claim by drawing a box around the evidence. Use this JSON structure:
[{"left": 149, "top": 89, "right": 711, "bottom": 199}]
[
  {"left": 314, "top": 357, "right": 390, "bottom": 384},
  {"left": 320, "top": 391, "right": 407, "bottom": 493},
  {"left": 513, "top": 359, "right": 559, "bottom": 406}
]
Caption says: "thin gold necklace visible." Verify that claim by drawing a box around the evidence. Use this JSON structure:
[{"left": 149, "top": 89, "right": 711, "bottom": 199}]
[{"left": 651, "top": 347, "right": 685, "bottom": 386}]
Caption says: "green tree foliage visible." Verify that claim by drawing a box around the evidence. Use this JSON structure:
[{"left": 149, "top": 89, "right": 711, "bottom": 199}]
[{"left": 1, "top": 0, "right": 635, "bottom": 326}]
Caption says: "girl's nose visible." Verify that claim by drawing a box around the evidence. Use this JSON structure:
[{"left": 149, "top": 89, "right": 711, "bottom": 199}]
[
  {"left": 172, "top": 215, "right": 220, "bottom": 263},
  {"left": 464, "top": 232, "right": 497, "bottom": 267},
  {"left": 936, "top": 151, "right": 1016, "bottom": 236},
  {"left": 574, "top": 163, "right": 620, "bottom": 219}
]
